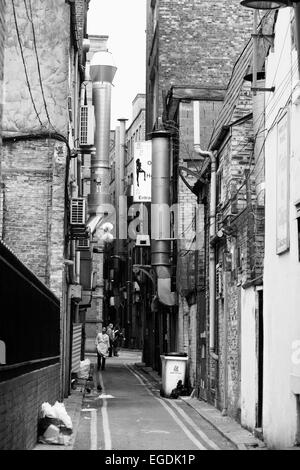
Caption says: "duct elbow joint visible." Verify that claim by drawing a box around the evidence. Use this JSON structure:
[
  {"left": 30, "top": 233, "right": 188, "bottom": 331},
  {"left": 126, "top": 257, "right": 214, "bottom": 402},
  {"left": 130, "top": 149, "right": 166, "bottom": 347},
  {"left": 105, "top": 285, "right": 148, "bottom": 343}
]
[
  {"left": 155, "top": 267, "right": 177, "bottom": 306},
  {"left": 193, "top": 144, "right": 215, "bottom": 162},
  {"left": 157, "top": 278, "right": 177, "bottom": 306}
]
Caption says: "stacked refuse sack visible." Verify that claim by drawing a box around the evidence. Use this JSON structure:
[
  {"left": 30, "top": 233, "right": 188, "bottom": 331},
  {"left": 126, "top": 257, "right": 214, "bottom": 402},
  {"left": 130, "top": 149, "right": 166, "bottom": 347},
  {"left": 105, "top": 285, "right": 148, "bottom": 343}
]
[{"left": 38, "top": 402, "right": 73, "bottom": 446}]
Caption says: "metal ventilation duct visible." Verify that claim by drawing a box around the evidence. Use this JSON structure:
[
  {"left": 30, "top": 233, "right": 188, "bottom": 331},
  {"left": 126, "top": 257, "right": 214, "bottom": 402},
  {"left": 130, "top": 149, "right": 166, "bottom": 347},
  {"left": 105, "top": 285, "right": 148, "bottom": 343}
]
[
  {"left": 151, "top": 131, "right": 177, "bottom": 307},
  {"left": 88, "top": 51, "right": 117, "bottom": 216}
]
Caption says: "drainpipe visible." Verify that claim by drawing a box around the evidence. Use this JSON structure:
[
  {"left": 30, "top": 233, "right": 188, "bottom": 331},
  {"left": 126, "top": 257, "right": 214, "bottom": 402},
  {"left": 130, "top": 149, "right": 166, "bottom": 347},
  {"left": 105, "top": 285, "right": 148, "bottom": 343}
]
[
  {"left": 151, "top": 130, "right": 176, "bottom": 306},
  {"left": 193, "top": 101, "right": 218, "bottom": 358},
  {"left": 117, "top": 118, "right": 128, "bottom": 250}
]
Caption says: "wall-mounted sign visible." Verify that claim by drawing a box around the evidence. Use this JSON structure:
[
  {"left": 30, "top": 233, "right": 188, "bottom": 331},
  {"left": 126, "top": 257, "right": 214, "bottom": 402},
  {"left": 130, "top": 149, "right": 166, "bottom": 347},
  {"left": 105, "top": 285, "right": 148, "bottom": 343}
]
[
  {"left": 133, "top": 141, "right": 152, "bottom": 202},
  {"left": 276, "top": 111, "right": 290, "bottom": 255}
]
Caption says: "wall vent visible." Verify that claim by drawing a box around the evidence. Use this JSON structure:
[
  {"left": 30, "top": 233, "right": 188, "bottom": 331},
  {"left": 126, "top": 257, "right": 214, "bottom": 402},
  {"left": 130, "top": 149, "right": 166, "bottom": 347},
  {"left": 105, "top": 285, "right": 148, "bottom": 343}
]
[
  {"left": 80, "top": 105, "right": 94, "bottom": 146},
  {"left": 70, "top": 198, "right": 86, "bottom": 225}
]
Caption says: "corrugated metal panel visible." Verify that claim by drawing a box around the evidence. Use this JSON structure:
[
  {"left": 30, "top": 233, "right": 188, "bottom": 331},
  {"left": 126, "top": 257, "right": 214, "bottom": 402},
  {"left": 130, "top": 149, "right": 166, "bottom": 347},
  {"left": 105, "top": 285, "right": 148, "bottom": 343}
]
[{"left": 72, "top": 324, "right": 82, "bottom": 373}]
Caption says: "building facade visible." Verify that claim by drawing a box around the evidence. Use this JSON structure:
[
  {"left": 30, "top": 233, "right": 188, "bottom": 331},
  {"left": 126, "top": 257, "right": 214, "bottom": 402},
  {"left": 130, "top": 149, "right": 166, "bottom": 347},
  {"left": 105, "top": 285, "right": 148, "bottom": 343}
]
[
  {"left": 0, "top": 0, "right": 90, "bottom": 449},
  {"left": 262, "top": 5, "right": 300, "bottom": 449},
  {"left": 104, "top": 95, "right": 150, "bottom": 350},
  {"left": 146, "top": 0, "right": 254, "bottom": 374}
]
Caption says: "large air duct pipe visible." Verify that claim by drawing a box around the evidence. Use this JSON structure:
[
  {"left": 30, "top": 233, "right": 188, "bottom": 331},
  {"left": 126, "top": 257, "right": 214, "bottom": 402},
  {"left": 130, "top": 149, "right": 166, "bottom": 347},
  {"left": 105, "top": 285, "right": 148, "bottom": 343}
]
[
  {"left": 88, "top": 51, "right": 117, "bottom": 216},
  {"left": 151, "top": 130, "right": 176, "bottom": 306}
]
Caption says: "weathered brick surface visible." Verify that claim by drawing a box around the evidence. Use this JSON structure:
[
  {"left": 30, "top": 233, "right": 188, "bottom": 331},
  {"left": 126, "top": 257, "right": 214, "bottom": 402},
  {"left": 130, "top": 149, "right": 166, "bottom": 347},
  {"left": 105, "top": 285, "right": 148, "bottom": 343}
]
[
  {"left": 74, "top": 0, "right": 89, "bottom": 56},
  {"left": 1, "top": 139, "right": 66, "bottom": 298},
  {"left": 85, "top": 252, "right": 104, "bottom": 340},
  {"left": 0, "top": 1, "right": 6, "bottom": 238},
  {"left": 0, "top": 0, "right": 5, "bottom": 129},
  {"left": 146, "top": 0, "right": 253, "bottom": 133},
  {"left": 0, "top": 364, "right": 60, "bottom": 450},
  {"left": 199, "top": 73, "right": 265, "bottom": 421}
]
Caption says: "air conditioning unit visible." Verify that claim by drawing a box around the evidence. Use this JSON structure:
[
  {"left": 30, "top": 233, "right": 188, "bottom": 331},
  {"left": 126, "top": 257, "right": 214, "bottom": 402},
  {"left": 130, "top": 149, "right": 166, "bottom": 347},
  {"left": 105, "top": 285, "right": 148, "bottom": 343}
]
[
  {"left": 77, "top": 238, "right": 90, "bottom": 251},
  {"left": 70, "top": 198, "right": 86, "bottom": 225},
  {"left": 80, "top": 105, "right": 94, "bottom": 146}
]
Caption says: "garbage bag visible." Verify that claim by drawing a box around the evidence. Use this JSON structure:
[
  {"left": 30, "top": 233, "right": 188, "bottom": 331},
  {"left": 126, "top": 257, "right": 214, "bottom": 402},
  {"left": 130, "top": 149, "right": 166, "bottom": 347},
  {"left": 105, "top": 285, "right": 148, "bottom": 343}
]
[
  {"left": 52, "top": 402, "right": 72, "bottom": 430},
  {"left": 38, "top": 402, "right": 73, "bottom": 446},
  {"left": 38, "top": 416, "right": 62, "bottom": 437},
  {"left": 77, "top": 359, "right": 90, "bottom": 379},
  {"left": 38, "top": 424, "right": 71, "bottom": 446},
  {"left": 40, "top": 402, "right": 57, "bottom": 419}
]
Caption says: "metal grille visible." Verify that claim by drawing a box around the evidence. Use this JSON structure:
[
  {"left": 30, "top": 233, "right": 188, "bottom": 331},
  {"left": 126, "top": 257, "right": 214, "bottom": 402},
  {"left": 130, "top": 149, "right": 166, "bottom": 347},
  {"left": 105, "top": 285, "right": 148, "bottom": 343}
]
[
  {"left": 70, "top": 198, "right": 86, "bottom": 225},
  {"left": 80, "top": 106, "right": 88, "bottom": 145},
  {"left": 71, "top": 324, "right": 82, "bottom": 373},
  {"left": 216, "top": 264, "right": 223, "bottom": 298}
]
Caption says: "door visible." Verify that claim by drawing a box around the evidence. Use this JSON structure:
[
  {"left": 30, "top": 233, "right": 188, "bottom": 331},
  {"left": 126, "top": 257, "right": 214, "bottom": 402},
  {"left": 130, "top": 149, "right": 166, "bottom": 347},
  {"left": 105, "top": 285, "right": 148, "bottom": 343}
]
[
  {"left": 198, "top": 289, "right": 207, "bottom": 400},
  {"left": 257, "top": 289, "right": 264, "bottom": 429}
]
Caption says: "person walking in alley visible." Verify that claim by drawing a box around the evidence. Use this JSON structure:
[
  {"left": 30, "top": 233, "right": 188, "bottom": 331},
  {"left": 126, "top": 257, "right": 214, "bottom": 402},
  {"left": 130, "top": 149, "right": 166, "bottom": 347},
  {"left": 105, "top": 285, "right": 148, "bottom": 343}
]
[
  {"left": 112, "top": 324, "right": 123, "bottom": 356},
  {"left": 95, "top": 326, "right": 110, "bottom": 371},
  {"left": 106, "top": 323, "right": 115, "bottom": 357}
]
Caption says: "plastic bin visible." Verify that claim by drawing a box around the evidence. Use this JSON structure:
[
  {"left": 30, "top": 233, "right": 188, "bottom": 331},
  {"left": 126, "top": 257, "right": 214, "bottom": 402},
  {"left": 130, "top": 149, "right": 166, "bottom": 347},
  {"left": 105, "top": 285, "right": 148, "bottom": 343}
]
[{"left": 160, "top": 353, "right": 188, "bottom": 398}]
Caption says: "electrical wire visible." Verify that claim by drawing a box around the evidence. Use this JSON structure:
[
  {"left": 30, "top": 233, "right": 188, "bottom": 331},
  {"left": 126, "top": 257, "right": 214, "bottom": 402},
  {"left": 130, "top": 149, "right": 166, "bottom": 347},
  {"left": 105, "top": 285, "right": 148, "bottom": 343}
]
[
  {"left": 227, "top": 87, "right": 295, "bottom": 208},
  {"left": 24, "top": 0, "right": 55, "bottom": 131},
  {"left": 11, "top": 0, "right": 44, "bottom": 128}
]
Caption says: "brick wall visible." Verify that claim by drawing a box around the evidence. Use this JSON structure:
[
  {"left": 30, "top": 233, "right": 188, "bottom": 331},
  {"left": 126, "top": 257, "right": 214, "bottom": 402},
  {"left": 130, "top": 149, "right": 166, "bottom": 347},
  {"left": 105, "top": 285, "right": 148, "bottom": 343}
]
[
  {"left": 146, "top": 0, "right": 253, "bottom": 132},
  {"left": 74, "top": 0, "right": 89, "bottom": 55},
  {"left": 0, "top": 0, "right": 5, "bottom": 131},
  {"left": 1, "top": 139, "right": 67, "bottom": 299},
  {"left": 0, "top": 364, "right": 60, "bottom": 450},
  {"left": 85, "top": 252, "right": 104, "bottom": 342},
  {"left": 0, "top": 0, "right": 6, "bottom": 238}
]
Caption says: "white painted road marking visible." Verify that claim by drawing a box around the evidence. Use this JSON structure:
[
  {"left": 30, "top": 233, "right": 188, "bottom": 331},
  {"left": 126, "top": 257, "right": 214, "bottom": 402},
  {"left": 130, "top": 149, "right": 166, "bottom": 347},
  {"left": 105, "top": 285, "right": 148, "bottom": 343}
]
[
  {"left": 125, "top": 365, "right": 208, "bottom": 450},
  {"left": 167, "top": 399, "right": 220, "bottom": 450},
  {"left": 98, "top": 371, "right": 112, "bottom": 450},
  {"left": 81, "top": 408, "right": 98, "bottom": 450}
]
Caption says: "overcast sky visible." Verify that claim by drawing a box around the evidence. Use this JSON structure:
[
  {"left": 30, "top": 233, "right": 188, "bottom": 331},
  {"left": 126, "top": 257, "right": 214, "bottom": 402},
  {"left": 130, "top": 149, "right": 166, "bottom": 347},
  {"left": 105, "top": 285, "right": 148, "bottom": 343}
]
[{"left": 87, "top": 0, "right": 147, "bottom": 130}]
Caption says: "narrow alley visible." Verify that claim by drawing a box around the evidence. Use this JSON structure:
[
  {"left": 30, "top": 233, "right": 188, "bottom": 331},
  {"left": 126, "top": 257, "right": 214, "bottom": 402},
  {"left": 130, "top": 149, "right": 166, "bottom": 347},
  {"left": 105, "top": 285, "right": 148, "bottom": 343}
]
[
  {"left": 68, "top": 351, "right": 254, "bottom": 451},
  {"left": 2, "top": 0, "right": 300, "bottom": 453}
]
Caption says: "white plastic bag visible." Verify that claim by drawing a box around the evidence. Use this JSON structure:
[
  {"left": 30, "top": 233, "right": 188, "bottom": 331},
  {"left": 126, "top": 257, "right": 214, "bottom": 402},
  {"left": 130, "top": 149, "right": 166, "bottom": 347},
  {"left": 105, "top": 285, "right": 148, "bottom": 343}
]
[
  {"left": 40, "top": 402, "right": 57, "bottom": 419},
  {"left": 52, "top": 402, "right": 72, "bottom": 430},
  {"left": 77, "top": 358, "right": 90, "bottom": 379},
  {"left": 38, "top": 424, "right": 72, "bottom": 446}
]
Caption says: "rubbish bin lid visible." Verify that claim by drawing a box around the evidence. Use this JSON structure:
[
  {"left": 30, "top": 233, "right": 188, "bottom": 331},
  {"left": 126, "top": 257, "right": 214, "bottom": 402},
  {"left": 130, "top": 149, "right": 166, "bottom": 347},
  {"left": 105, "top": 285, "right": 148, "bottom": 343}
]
[{"left": 164, "top": 352, "right": 187, "bottom": 357}]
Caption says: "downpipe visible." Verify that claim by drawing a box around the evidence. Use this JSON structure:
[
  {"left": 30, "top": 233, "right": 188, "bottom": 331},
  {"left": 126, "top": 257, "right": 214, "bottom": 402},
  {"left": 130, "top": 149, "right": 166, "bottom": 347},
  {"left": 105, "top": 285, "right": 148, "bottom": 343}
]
[{"left": 193, "top": 101, "right": 218, "bottom": 359}]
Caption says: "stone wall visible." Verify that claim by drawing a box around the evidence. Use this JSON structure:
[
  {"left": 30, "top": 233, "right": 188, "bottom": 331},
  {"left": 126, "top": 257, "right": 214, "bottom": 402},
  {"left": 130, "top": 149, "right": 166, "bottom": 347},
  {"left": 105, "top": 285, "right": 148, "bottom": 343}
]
[{"left": 3, "top": 0, "right": 70, "bottom": 136}]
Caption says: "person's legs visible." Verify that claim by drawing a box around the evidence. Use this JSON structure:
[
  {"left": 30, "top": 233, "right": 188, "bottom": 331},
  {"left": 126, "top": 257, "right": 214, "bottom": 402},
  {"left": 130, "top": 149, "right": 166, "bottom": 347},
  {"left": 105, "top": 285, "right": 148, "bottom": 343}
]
[
  {"left": 113, "top": 340, "right": 119, "bottom": 356},
  {"left": 101, "top": 356, "right": 106, "bottom": 370},
  {"left": 97, "top": 352, "right": 101, "bottom": 371}
]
